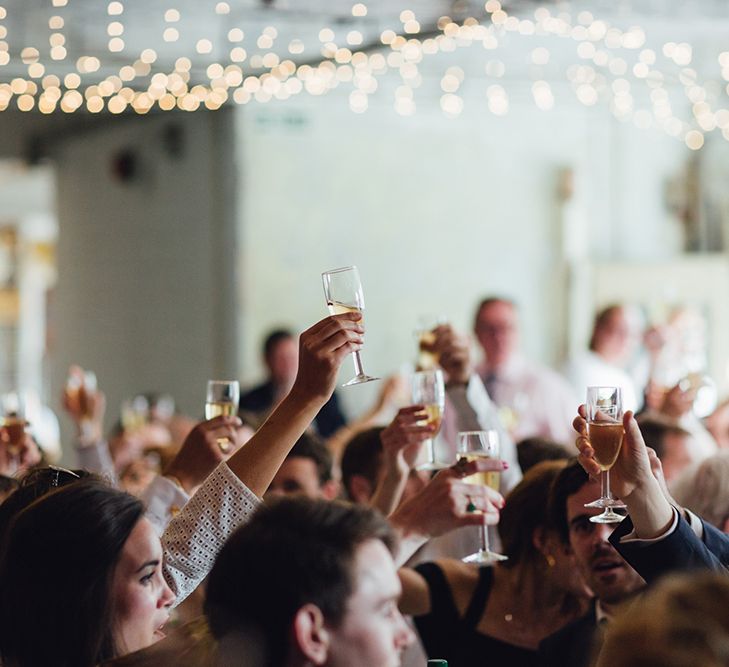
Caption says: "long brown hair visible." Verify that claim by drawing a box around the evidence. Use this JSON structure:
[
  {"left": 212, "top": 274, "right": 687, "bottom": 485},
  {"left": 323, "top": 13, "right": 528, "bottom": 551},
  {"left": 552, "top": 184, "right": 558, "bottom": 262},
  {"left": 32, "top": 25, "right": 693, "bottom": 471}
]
[{"left": 0, "top": 479, "right": 144, "bottom": 666}]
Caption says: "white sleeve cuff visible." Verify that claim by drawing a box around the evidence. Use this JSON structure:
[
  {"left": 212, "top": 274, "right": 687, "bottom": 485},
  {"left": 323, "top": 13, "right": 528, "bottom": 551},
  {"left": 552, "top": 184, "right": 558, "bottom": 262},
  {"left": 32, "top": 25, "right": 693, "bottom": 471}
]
[
  {"left": 619, "top": 507, "right": 680, "bottom": 544},
  {"left": 141, "top": 475, "right": 191, "bottom": 536},
  {"left": 683, "top": 508, "right": 704, "bottom": 539}
]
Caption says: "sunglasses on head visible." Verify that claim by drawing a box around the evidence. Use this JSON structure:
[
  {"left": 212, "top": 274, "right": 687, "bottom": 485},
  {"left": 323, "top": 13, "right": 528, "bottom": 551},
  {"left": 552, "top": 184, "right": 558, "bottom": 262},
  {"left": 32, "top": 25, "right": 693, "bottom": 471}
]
[{"left": 21, "top": 465, "right": 82, "bottom": 490}]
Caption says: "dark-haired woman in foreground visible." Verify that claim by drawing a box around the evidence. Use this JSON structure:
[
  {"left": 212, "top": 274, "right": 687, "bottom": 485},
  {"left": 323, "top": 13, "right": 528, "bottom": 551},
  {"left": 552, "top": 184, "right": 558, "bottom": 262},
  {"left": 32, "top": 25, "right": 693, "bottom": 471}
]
[{"left": 0, "top": 313, "right": 363, "bottom": 667}]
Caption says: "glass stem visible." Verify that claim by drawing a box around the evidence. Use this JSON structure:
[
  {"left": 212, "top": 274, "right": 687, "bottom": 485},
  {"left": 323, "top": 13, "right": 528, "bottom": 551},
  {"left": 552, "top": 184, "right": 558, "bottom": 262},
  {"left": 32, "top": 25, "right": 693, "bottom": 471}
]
[
  {"left": 352, "top": 350, "right": 365, "bottom": 378},
  {"left": 480, "top": 522, "right": 490, "bottom": 554},
  {"left": 425, "top": 437, "right": 435, "bottom": 465},
  {"left": 602, "top": 470, "right": 612, "bottom": 500}
]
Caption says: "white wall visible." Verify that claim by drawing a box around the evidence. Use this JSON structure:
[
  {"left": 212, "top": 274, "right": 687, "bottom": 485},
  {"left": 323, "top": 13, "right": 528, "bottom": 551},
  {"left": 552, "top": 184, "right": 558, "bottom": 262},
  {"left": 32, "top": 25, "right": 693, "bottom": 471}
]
[
  {"left": 235, "top": 84, "right": 699, "bottom": 416},
  {"left": 51, "top": 110, "right": 239, "bottom": 455}
]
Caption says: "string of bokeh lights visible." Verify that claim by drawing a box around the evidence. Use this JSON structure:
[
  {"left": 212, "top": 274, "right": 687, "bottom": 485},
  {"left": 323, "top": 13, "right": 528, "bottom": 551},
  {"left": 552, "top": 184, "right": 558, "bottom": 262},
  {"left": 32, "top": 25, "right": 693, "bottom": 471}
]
[{"left": 0, "top": 1, "right": 726, "bottom": 150}]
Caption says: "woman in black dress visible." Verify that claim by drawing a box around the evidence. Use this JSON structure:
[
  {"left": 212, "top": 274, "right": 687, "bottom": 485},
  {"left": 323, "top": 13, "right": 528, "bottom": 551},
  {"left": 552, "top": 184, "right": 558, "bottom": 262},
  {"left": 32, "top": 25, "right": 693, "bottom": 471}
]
[{"left": 399, "top": 461, "right": 591, "bottom": 666}]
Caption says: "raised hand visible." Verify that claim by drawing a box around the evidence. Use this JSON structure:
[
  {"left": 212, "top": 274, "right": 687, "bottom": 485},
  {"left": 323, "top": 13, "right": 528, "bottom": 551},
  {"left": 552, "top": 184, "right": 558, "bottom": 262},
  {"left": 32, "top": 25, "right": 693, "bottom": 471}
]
[
  {"left": 164, "top": 415, "right": 246, "bottom": 494},
  {"left": 0, "top": 431, "right": 41, "bottom": 477},
  {"left": 428, "top": 324, "right": 472, "bottom": 385},
  {"left": 390, "top": 457, "right": 506, "bottom": 539},
  {"left": 574, "top": 405, "right": 673, "bottom": 538},
  {"left": 574, "top": 406, "right": 653, "bottom": 500},
  {"left": 380, "top": 405, "right": 435, "bottom": 476},
  {"left": 290, "top": 313, "right": 364, "bottom": 404}
]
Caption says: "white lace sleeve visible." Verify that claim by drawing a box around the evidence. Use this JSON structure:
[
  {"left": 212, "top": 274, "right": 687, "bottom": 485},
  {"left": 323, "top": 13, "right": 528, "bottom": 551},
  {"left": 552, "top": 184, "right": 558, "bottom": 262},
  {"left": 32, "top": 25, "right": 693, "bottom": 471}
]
[{"left": 161, "top": 462, "right": 261, "bottom": 604}]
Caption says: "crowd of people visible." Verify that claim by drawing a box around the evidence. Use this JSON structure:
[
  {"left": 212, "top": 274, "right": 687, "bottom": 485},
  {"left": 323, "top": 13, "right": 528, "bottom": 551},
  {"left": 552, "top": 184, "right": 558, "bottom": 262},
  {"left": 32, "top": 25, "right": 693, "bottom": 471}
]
[{"left": 0, "top": 297, "right": 728, "bottom": 666}]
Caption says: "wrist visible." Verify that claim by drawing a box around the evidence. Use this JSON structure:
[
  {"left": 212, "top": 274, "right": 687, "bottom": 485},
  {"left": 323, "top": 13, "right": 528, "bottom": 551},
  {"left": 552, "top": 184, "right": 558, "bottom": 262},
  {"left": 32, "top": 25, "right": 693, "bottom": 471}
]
[
  {"left": 286, "top": 384, "right": 329, "bottom": 413},
  {"left": 623, "top": 476, "right": 674, "bottom": 539},
  {"left": 389, "top": 502, "right": 428, "bottom": 541},
  {"left": 76, "top": 419, "right": 103, "bottom": 447},
  {"left": 163, "top": 467, "right": 197, "bottom": 495}
]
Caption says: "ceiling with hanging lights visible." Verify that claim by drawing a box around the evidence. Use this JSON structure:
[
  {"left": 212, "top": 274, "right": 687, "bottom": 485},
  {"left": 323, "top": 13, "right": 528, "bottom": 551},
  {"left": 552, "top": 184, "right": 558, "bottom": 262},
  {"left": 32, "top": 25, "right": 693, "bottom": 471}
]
[{"left": 0, "top": 1, "right": 727, "bottom": 150}]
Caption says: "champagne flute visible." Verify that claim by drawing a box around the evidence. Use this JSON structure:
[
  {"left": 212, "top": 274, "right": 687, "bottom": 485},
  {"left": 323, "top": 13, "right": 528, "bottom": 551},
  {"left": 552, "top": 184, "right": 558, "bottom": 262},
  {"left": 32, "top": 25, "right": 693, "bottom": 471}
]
[
  {"left": 66, "top": 368, "right": 98, "bottom": 439},
  {"left": 121, "top": 395, "right": 150, "bottom": 432},
  {"left": 412, "top": 369, "right": 448, "bottom": 471},
  {"left": 458, "top": 430, "right": 507, "bottom": 564},
  {"left": 585, "top": 386, "right": 626, "bottom": 524},
  {"left": 321, "top": 265, "right": 379, "bottom": 386},
  {"left": 1, "top": 392, "right": 27, "bottom": 477},
  {"left": 205, "top": 380, "right": 240, "bottom": 453},
  {"left": 415, "top": 314, "right": 447, "bottom": 371}
]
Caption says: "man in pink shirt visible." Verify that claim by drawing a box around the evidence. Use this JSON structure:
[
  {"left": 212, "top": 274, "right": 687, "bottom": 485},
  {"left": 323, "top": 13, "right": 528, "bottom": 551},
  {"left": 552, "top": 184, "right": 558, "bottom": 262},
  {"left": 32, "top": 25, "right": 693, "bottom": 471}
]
[{"left": 474, "top": 297, "right": 577, "bottom": 446}]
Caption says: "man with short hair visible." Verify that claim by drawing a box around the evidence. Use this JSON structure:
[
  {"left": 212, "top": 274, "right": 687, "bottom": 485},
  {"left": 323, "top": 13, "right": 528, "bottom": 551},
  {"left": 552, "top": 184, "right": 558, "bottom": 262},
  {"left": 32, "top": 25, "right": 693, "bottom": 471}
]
[
  {"left": 240, "top": 328, "right": 347, "bottom": 438},
  {"left": 205, "top": 497, "right": 415, "bottom": 667},
  {"left": 265, "top": 432, "right": 339, "bottom": 500},
  {"left": 340, "top": 426, "right": 428, "bottom": 507},
  {"left": 539, "top": 461, "right": 645, "bottom": 667},
  {"left": 473, "top": 297, "right": 576, "bottom": 445}
]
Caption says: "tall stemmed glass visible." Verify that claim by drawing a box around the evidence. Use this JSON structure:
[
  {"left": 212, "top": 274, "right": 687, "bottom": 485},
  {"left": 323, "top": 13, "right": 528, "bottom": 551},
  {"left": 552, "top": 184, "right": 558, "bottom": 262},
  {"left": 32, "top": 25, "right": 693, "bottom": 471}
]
[
  {"left": 459, "top": 430, "right": 507, "bottom": 564},
  {"left": 585, "top": 386, "right": 626, "bottom": 524},
  {"left": 321, "top": 266, "right": 379, "bottom": 386},
  {"left": 205, "top": 380, "right": 240, "bottom": 453},
  {"left": 415, "top": 314, "right": 447, "bottom": 371},
  {"left": 412, "top": 369, "right": 448, "bottom": 471},
  {"left": 0, "top": 393, "right": 27, "bottom": 477}
]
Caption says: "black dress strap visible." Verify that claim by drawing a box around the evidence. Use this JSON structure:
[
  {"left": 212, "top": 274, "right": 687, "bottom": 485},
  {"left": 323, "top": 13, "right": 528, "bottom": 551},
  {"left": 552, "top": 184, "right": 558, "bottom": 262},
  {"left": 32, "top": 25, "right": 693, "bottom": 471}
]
[
  {"left": 414, "top": 562, "right": 460, "bottom": 626},
  {"left": 462, "top": 566, "right": 494, "bottom": 629}
]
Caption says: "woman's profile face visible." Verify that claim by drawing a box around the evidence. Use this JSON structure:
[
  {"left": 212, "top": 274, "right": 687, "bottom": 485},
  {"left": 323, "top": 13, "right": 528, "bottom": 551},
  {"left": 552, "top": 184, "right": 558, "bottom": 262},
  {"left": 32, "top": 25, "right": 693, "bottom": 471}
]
[{"left": 111, "top": 518, "right": 176, "bottom": 654}]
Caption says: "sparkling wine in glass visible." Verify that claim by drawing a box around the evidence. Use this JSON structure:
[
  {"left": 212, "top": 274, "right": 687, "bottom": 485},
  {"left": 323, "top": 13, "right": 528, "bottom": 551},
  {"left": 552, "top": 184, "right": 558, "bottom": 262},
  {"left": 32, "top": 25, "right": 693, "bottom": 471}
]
[
  {"left": 65, "top": 369, "right": 97, "bottom": 421},
  {"left": 205, "top": 380, "right": 240, "bottom": 453},
  {"left": 459, "top": 430, "right": 507, "bottom": 564},
  {"left": 412, "top": 369, "right": 448, "bottom": 471},
  {"left": 321, "top": 265, "right": 379, "bottom": 386},
  {"left": 415, "top": 314, "right": 447, "bottom": 371},
  {"left": 1, "top": 392, "right": 27, "bottom": 476},
  {"left": 121, "top": 395, "right": 150, "bottom": 432},
  {"left": 585, "top": 386, "right": 626, "bottom": 524},
  {"left": 205, "top": 380, "right": 240, "bottom": 419}
]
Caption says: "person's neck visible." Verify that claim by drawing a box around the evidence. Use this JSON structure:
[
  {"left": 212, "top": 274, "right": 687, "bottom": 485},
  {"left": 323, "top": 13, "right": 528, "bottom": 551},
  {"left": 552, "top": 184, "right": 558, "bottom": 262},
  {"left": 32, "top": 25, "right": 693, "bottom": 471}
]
[
  {"left": 483, "top": 357, "right": 510, "bottom": 376},
  {"left": 597, "top": 594, "right": 635, "bottom": 620},
  {"left": 495, "top": 562, "right": 578, "bottom": 617},
  {"left": 592, "top": 347, "right": 624, "bottom": 367}
]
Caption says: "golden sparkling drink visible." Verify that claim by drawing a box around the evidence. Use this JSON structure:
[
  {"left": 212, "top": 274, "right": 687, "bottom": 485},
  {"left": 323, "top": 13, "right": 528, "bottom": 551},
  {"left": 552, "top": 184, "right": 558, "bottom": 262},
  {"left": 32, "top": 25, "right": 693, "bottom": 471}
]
[
  {"left": 327, "top": 301, "right": 363, "bottom": 323},
  {"left": 588, "top": 422, "right": 624, "bottom": 471},
  {"left": 205, "top": 401, "right": 237, "bottom": 420},
  {"left": 1, "top": 416, "right": 25, "bottom": 449},
  {"left": 461, "top": 452, "right": 500, "bottom": 490},
  {"left": 417, "top": 330, "right": 439, "bottom": 370},
  {"left": 420, "top": 403, "right": 443, "bottom": 435}
]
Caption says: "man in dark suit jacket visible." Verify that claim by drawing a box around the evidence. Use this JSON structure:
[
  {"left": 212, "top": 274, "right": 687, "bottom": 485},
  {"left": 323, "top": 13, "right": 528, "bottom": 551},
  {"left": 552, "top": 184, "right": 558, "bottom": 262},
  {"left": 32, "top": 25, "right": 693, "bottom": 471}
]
[
  {"left": 539, "top": 461, "right": 644, "bottom": 667},
  {"left": 573, "top": 407, "right": 729, "bottom": 584},
  {"left": 240, "top": 328, "right": 346, "bottom": 439}
]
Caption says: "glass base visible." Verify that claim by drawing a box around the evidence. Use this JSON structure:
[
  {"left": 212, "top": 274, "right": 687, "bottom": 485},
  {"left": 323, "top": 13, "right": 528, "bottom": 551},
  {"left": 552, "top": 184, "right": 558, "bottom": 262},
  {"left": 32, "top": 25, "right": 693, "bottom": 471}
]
[
  {"left": 585, "top": 496, "right": 626, "bottom": 510},
  {"left": 342, "top": 374, "right": 380, "bottom": 387},
  {"left": 415, "top": 460, "right": 450, "bottom": 472},
  {"left": 589, "top": 508, "right": 626, "bottom": 524},
  {"left": 463, "top": 549, "right": 508, "bottom": 565}
]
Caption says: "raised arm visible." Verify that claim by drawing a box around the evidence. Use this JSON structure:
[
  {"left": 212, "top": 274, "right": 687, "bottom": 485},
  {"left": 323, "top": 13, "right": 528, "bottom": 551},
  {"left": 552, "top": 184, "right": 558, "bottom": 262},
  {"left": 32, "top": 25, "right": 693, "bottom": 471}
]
[
  {"left": 575, "top": 406, "right": 728, "bottom": 579},
  {"left": 161, "top": 313, "right": 363, "bottom": 602},
  {"left": 369, "top": 405, "right": 434, "bottom": 516},
  {"left": 226, "top": 313, "right": 363, "bottom": 497}
]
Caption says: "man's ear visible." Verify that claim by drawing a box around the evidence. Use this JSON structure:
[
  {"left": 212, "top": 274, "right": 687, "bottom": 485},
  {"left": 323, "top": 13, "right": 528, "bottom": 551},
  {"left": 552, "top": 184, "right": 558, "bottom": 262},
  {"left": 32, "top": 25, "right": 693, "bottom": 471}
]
[
  {"left": 348, "top": 474, "right": 373, "bottom": 504},
  {"left": 292, "top": 604, "right": 330, "bottom": 665}
]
